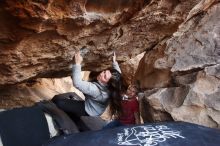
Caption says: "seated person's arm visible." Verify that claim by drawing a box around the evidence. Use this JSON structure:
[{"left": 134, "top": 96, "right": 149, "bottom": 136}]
[{"left": 134, "top": 112, "right": 141, "bottom": 124}]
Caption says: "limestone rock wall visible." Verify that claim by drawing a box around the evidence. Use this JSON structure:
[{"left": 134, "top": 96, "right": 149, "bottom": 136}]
[
  {"left": 0, "top": 0, "right": 145, "bottom": 86},
  {"left": 0, "top": 76, "right": 85, "bottom": 109},
  {"left": 0, "top": 0, "right": 219, "bottom": 128},
  {"left": 0, "top": 0, "right": 200, "bottom": 86},
  {"left": 136, "top": 0, "right": 220, "bottom": 128}
]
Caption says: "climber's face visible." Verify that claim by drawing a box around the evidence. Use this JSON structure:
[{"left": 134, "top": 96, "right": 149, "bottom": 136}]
[{"left": 97, "top": 70, "right": 112, "bottom": 84}]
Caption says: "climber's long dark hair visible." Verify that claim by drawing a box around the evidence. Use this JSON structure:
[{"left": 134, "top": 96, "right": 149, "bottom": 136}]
[{"left": 108, "top": 69, "right": 126, "bottom": 119}]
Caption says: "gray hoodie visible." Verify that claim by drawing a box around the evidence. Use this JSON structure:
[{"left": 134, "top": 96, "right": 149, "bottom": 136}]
[{"left": 72, "top": 61, "right": 121, "bottom": 116}]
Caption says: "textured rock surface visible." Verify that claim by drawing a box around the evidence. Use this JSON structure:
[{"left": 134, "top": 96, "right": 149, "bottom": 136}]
[
  {"left": 137, "top": 0, "right": 220, "bottom": 128},
  {"left": 0, "top": 0, "right": 219, "bottom": 129},
  {"left": 0, "top": 0, "right": 200, "bottom": 86},
  {"left": 0, "top": 76, "right": 84, "bottom": 109},
  {"left": 0, "top": 0, "right": 145, "bottom": 86},
  {"left": 120, "top": 52, "right": 144, "bottom": 85},
  {"left": 166, "top": 1, "right": 220, "bottom": 72},
  {"left": 135, "top": 39, "right": 173, "bottom": 89}
]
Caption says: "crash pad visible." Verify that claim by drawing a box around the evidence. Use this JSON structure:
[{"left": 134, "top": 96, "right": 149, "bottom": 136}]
[
  {"left": 43, "top": 121, "right": 220, "bottom": 146},
  {"left": 0, "top": 106, "right": 50, "bottom": 146}
]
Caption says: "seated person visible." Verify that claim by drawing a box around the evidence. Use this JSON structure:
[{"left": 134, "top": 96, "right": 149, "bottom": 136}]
[{"left": 103, "top": 84, "right": 141, "bottom": 129}]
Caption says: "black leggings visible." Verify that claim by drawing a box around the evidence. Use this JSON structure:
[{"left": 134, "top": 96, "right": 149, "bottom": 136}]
[{"left": 52, "top": 93, "right": 89, "bottom": 131}]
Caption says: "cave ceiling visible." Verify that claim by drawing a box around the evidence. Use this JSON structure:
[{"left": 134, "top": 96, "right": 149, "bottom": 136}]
[{"left": 0, "top": 0, "right": 200, "bottom": 86}]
